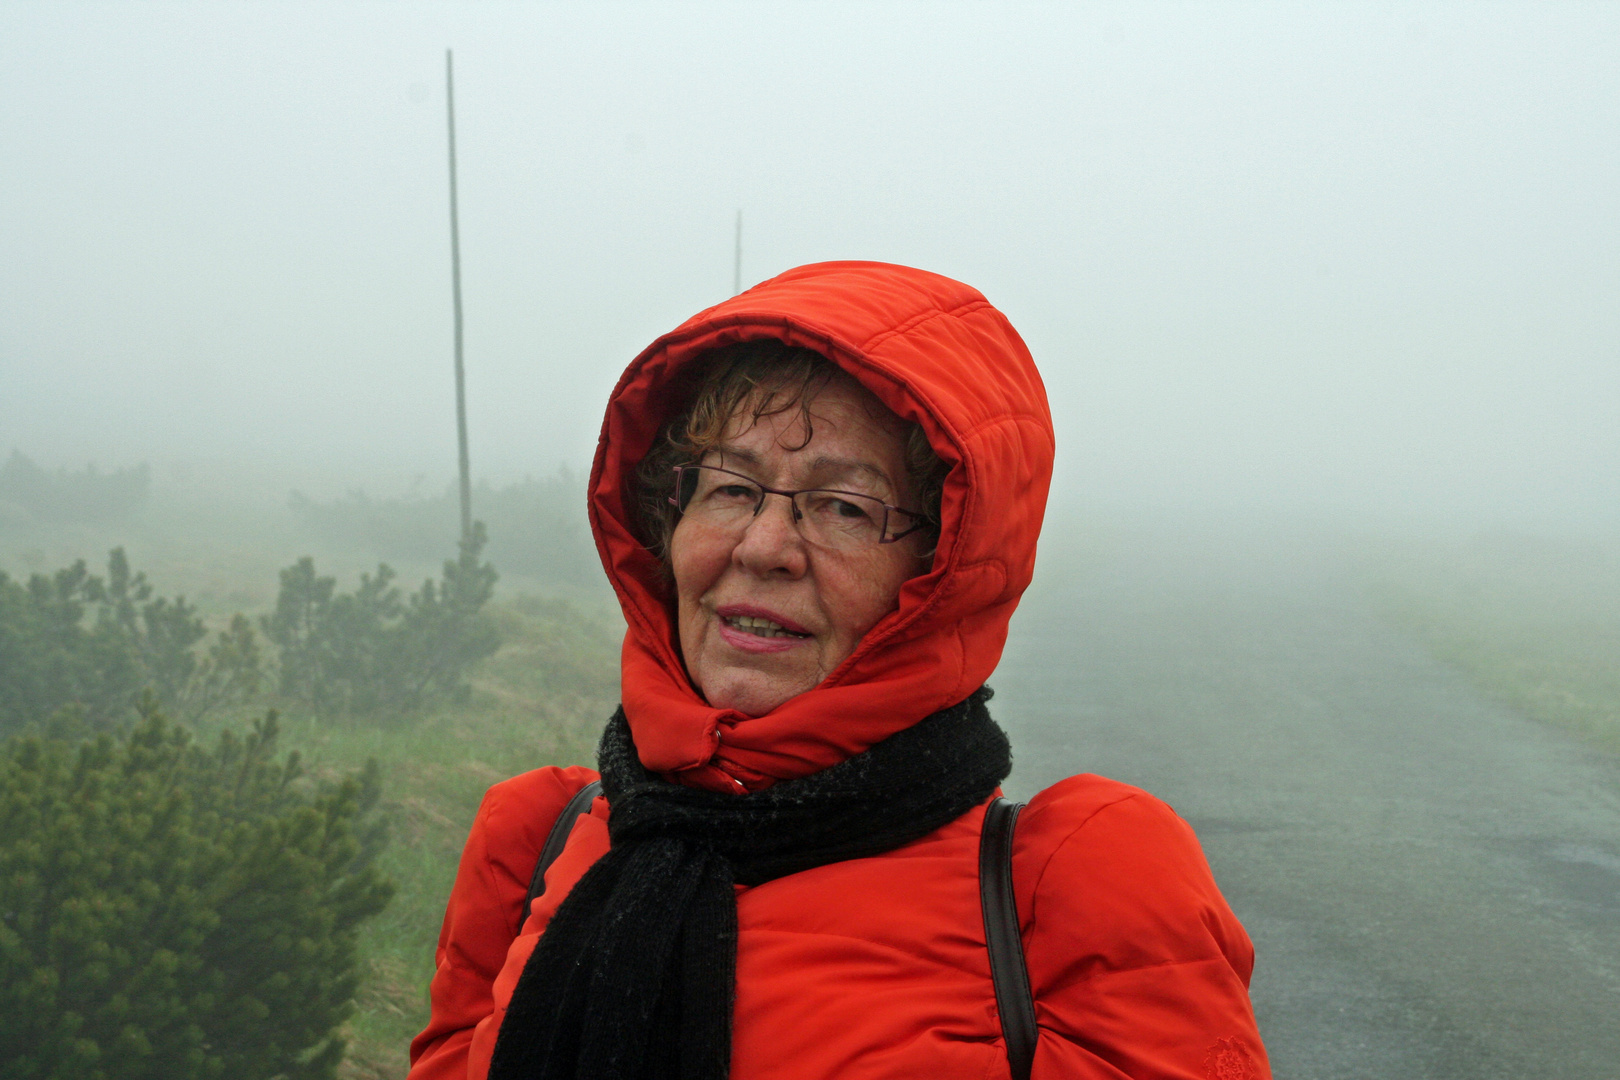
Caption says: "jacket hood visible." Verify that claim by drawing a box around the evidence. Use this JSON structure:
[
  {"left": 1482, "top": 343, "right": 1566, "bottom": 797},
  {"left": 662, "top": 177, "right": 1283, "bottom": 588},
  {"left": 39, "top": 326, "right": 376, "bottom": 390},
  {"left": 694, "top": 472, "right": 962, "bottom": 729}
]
[{"left": 589, "top": 261, "right": 1053, "bottom": 793}]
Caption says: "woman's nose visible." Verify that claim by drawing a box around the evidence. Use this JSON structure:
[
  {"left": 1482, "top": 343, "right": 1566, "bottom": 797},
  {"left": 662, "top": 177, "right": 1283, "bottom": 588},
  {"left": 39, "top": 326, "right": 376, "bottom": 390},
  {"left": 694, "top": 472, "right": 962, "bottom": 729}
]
[{"left": 732, "top": 492, "right": 808, "bottom": 575}]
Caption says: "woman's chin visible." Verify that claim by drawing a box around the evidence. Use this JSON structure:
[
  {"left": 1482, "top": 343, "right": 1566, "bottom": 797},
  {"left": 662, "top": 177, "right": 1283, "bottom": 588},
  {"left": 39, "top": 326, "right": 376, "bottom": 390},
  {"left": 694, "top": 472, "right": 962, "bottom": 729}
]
[{"left": 701, "top": 673, "right": 811, "bottom": 718}]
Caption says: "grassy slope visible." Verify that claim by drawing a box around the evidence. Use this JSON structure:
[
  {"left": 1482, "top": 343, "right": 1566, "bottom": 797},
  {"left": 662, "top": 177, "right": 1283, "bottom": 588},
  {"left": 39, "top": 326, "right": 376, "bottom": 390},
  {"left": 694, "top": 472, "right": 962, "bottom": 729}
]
[
  {"left": 317, "top": 598, "right": 619, "bottom": 1079},
  {"left": 1364, "top": 534, "right": 1620, "bottom": 754}
]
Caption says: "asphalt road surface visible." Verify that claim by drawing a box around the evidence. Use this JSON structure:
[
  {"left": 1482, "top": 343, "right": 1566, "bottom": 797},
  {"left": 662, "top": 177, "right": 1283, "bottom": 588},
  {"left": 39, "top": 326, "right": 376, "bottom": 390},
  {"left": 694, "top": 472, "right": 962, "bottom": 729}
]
[{"left": 993, "top": 526, "right": 1620, "bottom": 1080}]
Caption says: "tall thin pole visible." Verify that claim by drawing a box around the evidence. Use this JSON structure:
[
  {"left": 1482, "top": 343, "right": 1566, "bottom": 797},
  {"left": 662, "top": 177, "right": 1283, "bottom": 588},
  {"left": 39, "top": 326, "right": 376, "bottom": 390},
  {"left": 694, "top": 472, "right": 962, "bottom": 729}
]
[
  {"left": 446, "top": 49, "right": 472, "bottom": 546},
  {"left": 732, "top": 209, "right": 742, "bottom": 296}
]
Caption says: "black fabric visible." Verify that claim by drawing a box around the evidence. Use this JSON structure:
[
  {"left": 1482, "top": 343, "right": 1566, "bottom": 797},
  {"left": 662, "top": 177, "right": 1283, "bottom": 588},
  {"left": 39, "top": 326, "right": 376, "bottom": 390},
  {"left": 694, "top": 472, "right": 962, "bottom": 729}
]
[
  {"left": 487, "top": 686, "right": 1010, "bottom": 1080},
  {"left": 980, "top": 797, "right": 1035, "bottom": 1080}
]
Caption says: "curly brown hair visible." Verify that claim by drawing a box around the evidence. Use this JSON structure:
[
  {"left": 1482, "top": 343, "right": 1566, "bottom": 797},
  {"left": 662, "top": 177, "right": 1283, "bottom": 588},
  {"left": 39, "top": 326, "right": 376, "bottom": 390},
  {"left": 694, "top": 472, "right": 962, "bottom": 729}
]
[{"left": 633, "top": 339, "right": 948, "bottom": 562}]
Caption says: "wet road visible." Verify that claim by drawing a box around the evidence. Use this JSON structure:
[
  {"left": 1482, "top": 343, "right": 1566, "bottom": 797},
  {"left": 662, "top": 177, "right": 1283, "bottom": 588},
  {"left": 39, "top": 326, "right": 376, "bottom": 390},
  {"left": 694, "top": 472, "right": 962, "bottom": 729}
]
[{"left": 993, "top": 529, "right": 1620, "bottom": 1080}]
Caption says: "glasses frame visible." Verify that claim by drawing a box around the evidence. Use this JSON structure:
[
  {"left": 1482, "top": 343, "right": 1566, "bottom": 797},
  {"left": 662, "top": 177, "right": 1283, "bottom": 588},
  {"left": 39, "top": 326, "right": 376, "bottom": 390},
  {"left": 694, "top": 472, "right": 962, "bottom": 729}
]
[{"left": 669, "top": 464, "right": 932, "bottom": 547}]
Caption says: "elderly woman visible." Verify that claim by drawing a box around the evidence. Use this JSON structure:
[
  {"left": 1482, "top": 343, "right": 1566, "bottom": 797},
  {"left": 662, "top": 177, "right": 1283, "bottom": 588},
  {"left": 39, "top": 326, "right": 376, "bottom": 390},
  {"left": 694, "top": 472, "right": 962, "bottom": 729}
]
[{"left": 409, "top": 262, "right": 1269, "bottom": 1080}]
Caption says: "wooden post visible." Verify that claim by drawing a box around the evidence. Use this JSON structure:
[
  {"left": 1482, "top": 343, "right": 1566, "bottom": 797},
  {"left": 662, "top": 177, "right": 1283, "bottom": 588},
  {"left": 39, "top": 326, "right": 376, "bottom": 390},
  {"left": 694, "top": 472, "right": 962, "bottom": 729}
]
[{"left": 446, "top": 49, "right": 472, "bottom": 546}]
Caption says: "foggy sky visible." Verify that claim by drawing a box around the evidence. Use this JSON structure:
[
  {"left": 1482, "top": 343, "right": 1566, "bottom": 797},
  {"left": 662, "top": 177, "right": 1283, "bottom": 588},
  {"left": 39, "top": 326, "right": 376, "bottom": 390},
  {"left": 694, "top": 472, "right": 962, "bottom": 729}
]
[{"left": 2, "top": 2, "right": 1617, "bottom": 527}]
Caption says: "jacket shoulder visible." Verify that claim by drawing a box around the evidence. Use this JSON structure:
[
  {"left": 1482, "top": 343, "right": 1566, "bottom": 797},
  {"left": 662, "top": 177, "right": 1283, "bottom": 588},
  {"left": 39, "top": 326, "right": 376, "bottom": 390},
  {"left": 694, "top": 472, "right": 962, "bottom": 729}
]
[
  {"left": 479, "top": 764, "right": 602, "bottom": 831},
  {"left": 474, "top": 764, "right": 602, "bottom": 900},
  {"left": 1013, "top": 773, "right": 1248, "bottom": 968},
  {"left": 1017, "top": 772, "right": 1157, "bottom": 838},
  {"left": 1010, "top": 775, "right": 1268, "bottom": 1077}
]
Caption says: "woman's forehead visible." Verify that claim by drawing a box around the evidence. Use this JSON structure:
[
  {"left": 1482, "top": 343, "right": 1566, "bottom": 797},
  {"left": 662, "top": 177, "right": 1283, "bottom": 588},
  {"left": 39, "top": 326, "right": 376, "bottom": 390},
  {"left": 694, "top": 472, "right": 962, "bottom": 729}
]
[{"left": 720, "top": 379, "right": 908, "bottom": 462}]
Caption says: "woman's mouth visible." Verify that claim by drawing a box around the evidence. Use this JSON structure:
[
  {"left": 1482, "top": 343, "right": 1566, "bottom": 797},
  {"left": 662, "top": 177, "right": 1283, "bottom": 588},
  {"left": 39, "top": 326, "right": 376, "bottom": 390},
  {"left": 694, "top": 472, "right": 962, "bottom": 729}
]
[
  {"left": 714, "top": 606, "right": 812, "bottom": 653},
  {"left": 723, "top": 614, "right": 809, "bottom": 639}
]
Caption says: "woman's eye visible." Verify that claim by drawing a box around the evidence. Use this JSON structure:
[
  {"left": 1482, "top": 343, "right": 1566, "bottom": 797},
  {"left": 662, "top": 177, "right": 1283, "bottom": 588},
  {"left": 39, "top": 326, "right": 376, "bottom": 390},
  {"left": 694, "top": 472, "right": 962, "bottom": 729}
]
[
  {"left": 806, "top": 494, "right": 874, "bottom": 522},
  {"left": 712, "top": 484, "right": 757, "bottom": 501}
]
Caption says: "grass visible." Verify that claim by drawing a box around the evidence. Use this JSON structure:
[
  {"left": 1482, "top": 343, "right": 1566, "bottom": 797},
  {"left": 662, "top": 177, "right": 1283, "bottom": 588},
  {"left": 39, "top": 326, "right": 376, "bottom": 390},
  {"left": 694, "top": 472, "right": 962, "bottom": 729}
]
[
  {"left": 282, "top": 597, "right": 619, "bottom": 1078},
  {"left": 168, "top": 594, "right": 620, "bottom": 1079},
  {"left": 1364, "top": 533, "right": 1620, "bottom": 755}
]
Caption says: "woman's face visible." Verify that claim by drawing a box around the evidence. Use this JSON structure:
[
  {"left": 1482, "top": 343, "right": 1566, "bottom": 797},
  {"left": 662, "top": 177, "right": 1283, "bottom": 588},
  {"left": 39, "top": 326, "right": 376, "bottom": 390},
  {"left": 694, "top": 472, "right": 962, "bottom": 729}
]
[{"left": 670, "top": 376, "right": 928, "bottom": 717}]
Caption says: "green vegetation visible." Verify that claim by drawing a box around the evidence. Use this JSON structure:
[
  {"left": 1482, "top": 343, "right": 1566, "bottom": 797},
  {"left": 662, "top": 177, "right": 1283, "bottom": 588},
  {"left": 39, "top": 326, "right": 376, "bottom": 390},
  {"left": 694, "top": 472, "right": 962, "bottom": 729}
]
[
  {"left": 1, "top": 530, "right": 501, "bottom": 737},
  {"left": 0, "top": 701, "right": 391, "bottom": 1080},
  {"left": 0, "top": 548, "right": 249, "bottom": 736},
  {"left": 264, "top": 526, "right": 500, "bottom": 717},
  {"left": 0, "top": 509, "right": 619, "bottom": 1078},
  {"left": 0, "top": 452, "right": 150, "bottom": 527},
  {"left": 1367, "top": 534, "right": 1620, "bottom": 754},
  {"left": 325, "top": 595, "right": 615, "bottom": 1078}
]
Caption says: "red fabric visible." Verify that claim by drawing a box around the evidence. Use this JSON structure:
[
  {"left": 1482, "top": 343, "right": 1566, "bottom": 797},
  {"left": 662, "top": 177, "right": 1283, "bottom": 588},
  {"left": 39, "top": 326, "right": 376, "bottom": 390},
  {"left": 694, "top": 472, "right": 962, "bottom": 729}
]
[
  {"left": 590, "top": 261, "right": 1054, "bottom": 791},
  {"left": 406, "top": 766, "right": 600, "bottom": 1080},
  {"left": 408, "top": 262, "right": 1270, "bottom": 1078},
  {"left": 409, "top": 769, "right": 1271, "bottom": 1080}
]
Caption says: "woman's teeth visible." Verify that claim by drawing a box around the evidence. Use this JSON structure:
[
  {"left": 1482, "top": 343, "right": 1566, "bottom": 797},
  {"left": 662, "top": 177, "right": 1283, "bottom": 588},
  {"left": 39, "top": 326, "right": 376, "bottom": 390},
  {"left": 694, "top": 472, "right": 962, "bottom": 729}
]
[{"left": 725, "top": 615, "right": 807, "bottom": 638}]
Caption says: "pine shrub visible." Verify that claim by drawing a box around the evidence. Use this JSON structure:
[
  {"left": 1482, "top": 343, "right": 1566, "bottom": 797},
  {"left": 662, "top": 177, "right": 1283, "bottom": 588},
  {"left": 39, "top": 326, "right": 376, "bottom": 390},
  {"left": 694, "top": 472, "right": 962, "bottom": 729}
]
[
  {"left": 0, "top": 700, "right": 393, "bottom": 1080},
  {"left": 0, "top": 551, "right": 261, "bottom": 737},
  {"left": 262, "top": 524, "right": 499, "bottom": 716}
]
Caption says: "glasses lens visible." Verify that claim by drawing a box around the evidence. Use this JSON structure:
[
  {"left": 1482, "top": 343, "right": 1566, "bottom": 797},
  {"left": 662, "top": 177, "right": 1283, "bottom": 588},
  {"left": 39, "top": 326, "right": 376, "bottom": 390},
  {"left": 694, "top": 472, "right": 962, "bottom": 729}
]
[
  {"left": 675, "top": 467, "right": 899, "bottom": 549},
  {"left": 794, "top": 490, "right": 887, "bottom": 549},
  {"left": 681, "top": 467, "right": 762, "bottom": 523}
]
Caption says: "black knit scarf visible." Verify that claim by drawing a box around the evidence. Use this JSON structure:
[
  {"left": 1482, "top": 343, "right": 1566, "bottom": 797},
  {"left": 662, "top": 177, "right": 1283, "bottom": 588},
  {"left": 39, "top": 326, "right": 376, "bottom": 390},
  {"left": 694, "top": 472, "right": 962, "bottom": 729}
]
[{"left": 486, "top": 686, "right": 1009, "bottom": 1080}]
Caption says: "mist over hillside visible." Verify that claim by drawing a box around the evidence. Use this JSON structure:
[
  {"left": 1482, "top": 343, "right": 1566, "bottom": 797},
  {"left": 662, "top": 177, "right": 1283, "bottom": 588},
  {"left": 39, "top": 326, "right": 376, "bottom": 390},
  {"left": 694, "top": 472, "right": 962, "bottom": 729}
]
[{"left": 3, "top": 4, "right": 1618, "bottom": 1077}]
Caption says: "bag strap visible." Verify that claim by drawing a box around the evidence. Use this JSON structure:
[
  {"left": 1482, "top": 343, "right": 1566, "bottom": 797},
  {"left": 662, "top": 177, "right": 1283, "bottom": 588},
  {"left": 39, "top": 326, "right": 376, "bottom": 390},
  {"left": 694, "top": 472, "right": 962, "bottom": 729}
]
[
  {"left": 980, "top": 796, "right": 1037, "bottom": 1080},
  {"left": 521, "top": 779, "right": 603, "bottom": 923}
]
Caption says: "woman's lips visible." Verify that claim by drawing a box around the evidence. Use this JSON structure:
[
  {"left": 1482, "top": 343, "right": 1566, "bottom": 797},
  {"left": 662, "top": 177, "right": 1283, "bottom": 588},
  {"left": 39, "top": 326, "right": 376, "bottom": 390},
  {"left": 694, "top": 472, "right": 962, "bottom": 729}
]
[{"left": 714, "top": 604, "right": 812, "bottom": 654}]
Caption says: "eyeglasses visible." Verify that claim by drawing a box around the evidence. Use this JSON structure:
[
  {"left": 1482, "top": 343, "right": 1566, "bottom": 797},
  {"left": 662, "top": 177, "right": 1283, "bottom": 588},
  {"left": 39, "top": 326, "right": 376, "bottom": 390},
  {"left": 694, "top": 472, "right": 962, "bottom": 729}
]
[{"left": 670, "top": 465, "right": 932, "bottom": 550}]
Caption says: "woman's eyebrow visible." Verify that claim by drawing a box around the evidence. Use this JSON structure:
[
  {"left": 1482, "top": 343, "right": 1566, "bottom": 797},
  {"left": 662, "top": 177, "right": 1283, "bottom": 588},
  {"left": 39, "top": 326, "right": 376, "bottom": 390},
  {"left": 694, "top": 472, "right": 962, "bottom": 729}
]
[
  {"left": 711, "top": 445, "right": 763, "bottom": 469},
  {"left": 805, "top": 455, "right": 893, "bottom": 490},
  {"left": 711, "top": 445, "right": 893, "bottom": 490}
]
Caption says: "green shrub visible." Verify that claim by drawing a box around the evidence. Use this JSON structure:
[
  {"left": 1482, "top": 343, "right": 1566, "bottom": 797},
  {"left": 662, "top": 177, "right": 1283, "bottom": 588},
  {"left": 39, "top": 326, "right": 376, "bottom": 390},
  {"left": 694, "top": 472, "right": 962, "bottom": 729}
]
[
  {"left": 0, "top": 551, "right": 261, "bottom": 737},
  {"left": 0, "top": 452, "right": 149, "bottom": 526},
  {"left": 262, "top": 524, "right": 499, "bottom": 716},
  {"left": 0, "top": 700, "right": 393, "bottom": 1080}
]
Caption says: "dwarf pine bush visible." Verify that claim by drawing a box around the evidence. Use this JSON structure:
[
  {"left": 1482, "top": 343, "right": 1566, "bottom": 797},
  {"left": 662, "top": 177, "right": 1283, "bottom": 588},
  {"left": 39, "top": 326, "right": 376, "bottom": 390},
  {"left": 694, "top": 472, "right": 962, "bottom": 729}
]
[
  {"left": 0, "top": 550, "right": 261, "bottom": 737},
  {"left": 262, "top": 523, "right": 499, "bottom": 716},
  {"left": 0, "top": 700, "right": 393, "bottom": 1080}
]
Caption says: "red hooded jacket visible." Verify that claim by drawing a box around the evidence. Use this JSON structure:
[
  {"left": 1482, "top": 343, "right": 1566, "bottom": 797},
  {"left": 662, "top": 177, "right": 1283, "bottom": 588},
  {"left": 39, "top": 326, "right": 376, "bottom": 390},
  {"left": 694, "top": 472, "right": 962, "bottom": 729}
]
[{"left": 409, "top": 263, "right": 1270, "bottom": 1080}]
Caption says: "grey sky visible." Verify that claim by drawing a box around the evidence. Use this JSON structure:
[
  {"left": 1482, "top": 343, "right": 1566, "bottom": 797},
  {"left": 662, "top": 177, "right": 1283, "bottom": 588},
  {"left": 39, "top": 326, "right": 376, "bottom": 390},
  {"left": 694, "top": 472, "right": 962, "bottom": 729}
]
[{"left": 2, "top": 2, "right": 1616, "bottom": 526}]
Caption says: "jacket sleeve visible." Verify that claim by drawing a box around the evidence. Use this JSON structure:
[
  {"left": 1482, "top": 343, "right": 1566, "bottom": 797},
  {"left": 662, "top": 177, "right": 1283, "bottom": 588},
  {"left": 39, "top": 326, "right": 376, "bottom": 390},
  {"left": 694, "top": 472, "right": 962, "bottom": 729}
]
[
  {"left": 1016, "top": 780, "right": 1270, "bottom": 1080},
  {"left": 406, "top": 765, "right": 601, "bottom": 1080}
]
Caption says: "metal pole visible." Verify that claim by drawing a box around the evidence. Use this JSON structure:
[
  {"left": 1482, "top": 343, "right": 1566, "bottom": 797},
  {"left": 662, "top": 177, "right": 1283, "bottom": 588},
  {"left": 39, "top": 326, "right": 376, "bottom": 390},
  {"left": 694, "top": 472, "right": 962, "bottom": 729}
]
[
  {"left": 733, "top": 209, "right": 742, "bottom": 296},
  {"left": 446, "top": 49, "right": 472, "bottom": 546}
]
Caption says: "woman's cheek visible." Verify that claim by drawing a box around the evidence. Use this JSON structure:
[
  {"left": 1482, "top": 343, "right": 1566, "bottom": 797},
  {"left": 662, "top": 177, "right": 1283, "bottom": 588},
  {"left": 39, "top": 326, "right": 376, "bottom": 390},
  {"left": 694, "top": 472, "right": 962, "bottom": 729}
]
[
  {"left": 672, "top": 524, "right": 724, "bottom": 598},
  {"left": 831, "top": 555, "right": 911, "bottom": 645}
]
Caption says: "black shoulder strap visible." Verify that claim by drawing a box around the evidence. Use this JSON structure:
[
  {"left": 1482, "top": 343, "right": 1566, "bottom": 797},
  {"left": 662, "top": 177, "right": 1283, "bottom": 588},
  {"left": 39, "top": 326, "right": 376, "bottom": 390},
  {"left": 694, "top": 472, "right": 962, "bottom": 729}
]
[
  {"left": 521, "top": 779, "right": 603, "bottom": 925},
  {"left": 980, "top": 796, "right": 1036, "bottom": 1080}
]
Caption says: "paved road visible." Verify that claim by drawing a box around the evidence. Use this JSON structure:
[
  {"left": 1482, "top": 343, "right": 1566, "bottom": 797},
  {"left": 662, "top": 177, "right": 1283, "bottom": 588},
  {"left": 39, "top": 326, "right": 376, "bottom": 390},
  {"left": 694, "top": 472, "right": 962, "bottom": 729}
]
[{"left": 993, "top": 526, "right": 1620, "bottom": 1080}]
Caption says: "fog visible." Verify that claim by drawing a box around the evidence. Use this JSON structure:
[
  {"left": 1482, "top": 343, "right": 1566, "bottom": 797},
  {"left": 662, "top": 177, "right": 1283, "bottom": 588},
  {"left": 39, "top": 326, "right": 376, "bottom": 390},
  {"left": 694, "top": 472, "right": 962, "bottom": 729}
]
[
  {"left": 4, "top": 2, "right": 1615, "bottom": 530},
  {"left": 6, "top": 9, "right": 1620, "bottom": 1076}
]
